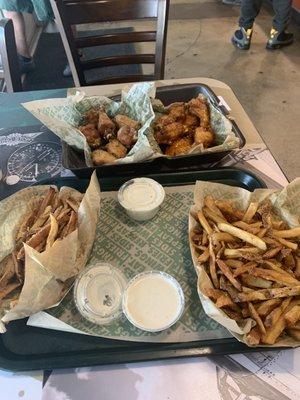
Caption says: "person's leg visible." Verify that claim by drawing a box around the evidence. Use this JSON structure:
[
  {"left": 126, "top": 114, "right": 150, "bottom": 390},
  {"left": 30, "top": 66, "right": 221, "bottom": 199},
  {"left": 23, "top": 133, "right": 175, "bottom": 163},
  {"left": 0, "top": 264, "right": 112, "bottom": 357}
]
[
  {"left": 3, "top": 10, "right": 30, "bottom": 58},
  {"left": 272, "top": 0, "right": 292, "bottom": 32},
  {"left": 239, "top": 0, "right": 263, "bottom": 29},
  {"left": 231, "top": 0, "right": 263, "bottom": 49}
]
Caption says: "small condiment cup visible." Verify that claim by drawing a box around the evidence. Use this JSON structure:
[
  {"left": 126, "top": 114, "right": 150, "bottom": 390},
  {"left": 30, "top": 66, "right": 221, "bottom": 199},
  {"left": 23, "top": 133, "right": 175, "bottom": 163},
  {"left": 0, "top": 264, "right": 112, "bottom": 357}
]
[
  {"left": 74, "top": 262, "right": 127, "bottom": 325},
  {"left": 122, "top": 270, "right": 185, "bottom": 332},
  {"left": 118, "top": 178, "right": 165, "bottom": 222}
]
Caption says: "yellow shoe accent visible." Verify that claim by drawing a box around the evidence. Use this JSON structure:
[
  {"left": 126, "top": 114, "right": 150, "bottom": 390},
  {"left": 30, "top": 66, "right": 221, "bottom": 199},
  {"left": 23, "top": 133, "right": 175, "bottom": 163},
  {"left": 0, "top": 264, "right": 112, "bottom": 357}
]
[
  {"left": 246, "top": 28, "right": 253, "bottom": 39},
  {"left": 270, "top": 27, "right": 278, "bottom": 39}
]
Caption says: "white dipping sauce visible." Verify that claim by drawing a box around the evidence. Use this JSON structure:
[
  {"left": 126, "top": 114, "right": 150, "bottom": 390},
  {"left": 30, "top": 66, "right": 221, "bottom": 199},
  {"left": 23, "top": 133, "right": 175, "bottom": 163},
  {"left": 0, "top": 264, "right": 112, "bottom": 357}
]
[
  {"left": 123, "top": 272, "right": 184, "bottom": 332},
  {"left": 118, "top": 178, "right": 165, "bottom": 221}
]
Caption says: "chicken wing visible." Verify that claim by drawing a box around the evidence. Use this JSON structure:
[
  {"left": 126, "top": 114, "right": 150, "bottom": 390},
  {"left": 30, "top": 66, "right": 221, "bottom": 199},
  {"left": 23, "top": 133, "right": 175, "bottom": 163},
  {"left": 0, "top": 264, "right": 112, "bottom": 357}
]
[
  {"left": 165, "top": 137, "right": 193, "bottom": 156},
  {"left": 154, "top": 114, "right": 175, "bottom": 130},
  {"left": 167, "top": 102, "right": 186, "bottom": 122},
  {"left": 114, "top": 115, "right": 140, "bottom": 130},
  {"left": 117, "top": 126, "right": 137, "bottom": 148},
  {"left": 98, "top": 110, "right": 116, "bottom": 140},
  {"left": 92, "top": 149, "right": 116, "bottom": 165},
  {"left": 84, "top": 109, "right": 99, "bottom": 126},
  {"left": 184, "top": 113, "right": 199, "bottom": 129},
  {"left": 79, "top": 124, "right": 101, "bottom": 149},
  {"left": 106, "top": 139, "right": 127, "bottom": 159},
  {"left": 188, "top": 96, "right": 210, "bottom": 129},
  {"left": 154, "top": 122, "right": 185, "bottom": 145},
  {"left": 194, "top": 127, "right": 214, "bottom": 148}
]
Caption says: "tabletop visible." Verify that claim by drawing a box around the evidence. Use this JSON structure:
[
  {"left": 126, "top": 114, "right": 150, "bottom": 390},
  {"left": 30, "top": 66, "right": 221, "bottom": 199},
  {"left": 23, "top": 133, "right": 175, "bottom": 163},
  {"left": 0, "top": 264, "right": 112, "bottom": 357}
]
[{"left": 0, "top": 77, "right": 299, "bottom": 400}]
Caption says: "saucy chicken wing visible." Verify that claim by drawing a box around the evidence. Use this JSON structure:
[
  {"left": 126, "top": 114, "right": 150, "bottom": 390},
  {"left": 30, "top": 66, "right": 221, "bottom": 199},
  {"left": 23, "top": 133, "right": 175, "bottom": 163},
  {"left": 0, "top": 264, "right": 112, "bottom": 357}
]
[
  {"left": 165, "top": 137, "right": 193, "bottom": 156},
  {"left": 188, "top": 96, "right": 210, "bottom": 129},
  {"left": 194, "top": 127, "right": 214, "bottom": 148},
  {"left": 154, "top": 122, "right": 185, "bottom": 145}
]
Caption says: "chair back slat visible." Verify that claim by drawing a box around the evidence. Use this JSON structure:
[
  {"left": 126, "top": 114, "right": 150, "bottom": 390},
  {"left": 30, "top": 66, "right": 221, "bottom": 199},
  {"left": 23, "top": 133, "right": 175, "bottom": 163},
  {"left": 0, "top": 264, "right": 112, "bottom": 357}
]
[
  {"left": 50, "top": 0, "right": 170, "bottom": 87},
  {"left": 82, "top": 54, "right": 155, "bottom": 70},
  {"left": 63, "top": 0, "right": 159, "bottom": 24},
  {"left": 75, "top": 31, "right": 156, "bottom": 48},
  {"left": 0, "top": 19, "right": 22, "bottom": 92},
  {"left": 88, "top": 74, "right": 155, "bottom": 86}
]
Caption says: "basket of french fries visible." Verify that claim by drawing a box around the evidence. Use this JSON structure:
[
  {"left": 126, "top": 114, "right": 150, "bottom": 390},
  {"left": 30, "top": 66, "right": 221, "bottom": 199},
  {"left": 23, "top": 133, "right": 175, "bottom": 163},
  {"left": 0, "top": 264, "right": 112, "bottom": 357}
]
[
  {"left": 0, "top": 172, "right": 100, "bottom": 331},
  {"left": 189, "top": 179, "right": 300, "bottom": 347}
]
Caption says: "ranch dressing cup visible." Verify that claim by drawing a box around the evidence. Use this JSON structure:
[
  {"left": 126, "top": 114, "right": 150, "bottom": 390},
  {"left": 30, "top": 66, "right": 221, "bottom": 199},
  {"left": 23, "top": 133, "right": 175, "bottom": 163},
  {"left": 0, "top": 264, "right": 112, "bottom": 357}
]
[
  {"left": 118, "top": 178, "right": 165, "bottom": 222},
  {"left": 74, "top": 263, "right": 127, "bottom": 325},
  {"left": 122, "top": 271, "right": 185, "bottom": 332}
]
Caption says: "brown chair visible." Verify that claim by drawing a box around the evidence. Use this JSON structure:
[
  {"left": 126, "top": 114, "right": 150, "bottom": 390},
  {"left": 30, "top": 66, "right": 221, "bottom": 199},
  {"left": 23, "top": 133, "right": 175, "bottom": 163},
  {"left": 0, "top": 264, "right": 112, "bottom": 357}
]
[
  {"left": 0, "top": 18, "right": 22, "bottom": 92},
  {"left": 50, "top": 0, "right": 170, "bottom": 87}
]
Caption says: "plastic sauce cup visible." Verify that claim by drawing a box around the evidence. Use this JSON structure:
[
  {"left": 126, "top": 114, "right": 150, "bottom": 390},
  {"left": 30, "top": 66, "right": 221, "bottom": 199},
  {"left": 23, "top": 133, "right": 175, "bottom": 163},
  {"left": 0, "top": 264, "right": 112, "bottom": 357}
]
[
  {"left": 122, "top": 271, "right": 185, "bottom": 332},
  {"left": 118, "top": 178, "right": 165, "bottom": 222}
]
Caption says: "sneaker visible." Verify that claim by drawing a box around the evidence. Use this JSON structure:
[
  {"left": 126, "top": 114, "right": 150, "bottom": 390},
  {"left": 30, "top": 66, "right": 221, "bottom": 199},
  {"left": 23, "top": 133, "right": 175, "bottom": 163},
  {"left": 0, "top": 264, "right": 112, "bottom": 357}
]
[
  {"left": 231, "top": 27, "right": 253, "bottom": 50},
  {"left": 222, "top": 0, "right": 241, "bottom": 5},
  {"left": 266, "top": 28, "right": 294, "bottom": 50},
  {"left": 18, "top": 55, "right": 35, "bottom": 74}
]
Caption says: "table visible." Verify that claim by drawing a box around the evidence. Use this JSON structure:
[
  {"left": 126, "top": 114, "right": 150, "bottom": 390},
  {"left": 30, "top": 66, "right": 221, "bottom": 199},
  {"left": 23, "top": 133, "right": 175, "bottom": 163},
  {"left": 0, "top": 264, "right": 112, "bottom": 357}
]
[{"left": 1, "top": 78, "right": 299, "bottom": 400}]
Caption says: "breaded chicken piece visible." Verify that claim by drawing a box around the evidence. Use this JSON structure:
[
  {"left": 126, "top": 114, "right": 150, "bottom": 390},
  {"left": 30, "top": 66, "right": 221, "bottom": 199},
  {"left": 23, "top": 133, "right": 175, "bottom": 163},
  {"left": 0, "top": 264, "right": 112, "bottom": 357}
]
[
  {"left": 184, "top": 113, "right": 199, "bottom": 129},
  {"left": 188, "top": 96, "right": 210, "bottom": 129},
  {"left": 92, "top": 149, "right": 116, "bottom": 165},
  {"left": 165, "top": 136, "right": 193, "bottom": 156},
  {"left": 84, "top": 109, "right": 99, "bottom": 126},
  {"left": 194, "top": 127, "right": 214, "bottom": 148},
  {"left": 167, "top": 102, "right": 186, "bottom": 122},
  {"left": 117, "top": 126, "right": 137, "bottom": 148},
  {"left": 154, "top": 114, "right": 175, "bottom": 130},
  {"left": 79, "top": 124, "right": 101, "bottom": 149},
  {"left": 154, "top": 122, "right": 185, "bottom": 145},
  {"left": 98, "top": 111, "right": 116, "bottom": 140},
  {"left": 114, "top": 115, "right": 140, "bottom": 130},
  {"left": 106, "top": 139, "right": 127, "bottom": 159}
]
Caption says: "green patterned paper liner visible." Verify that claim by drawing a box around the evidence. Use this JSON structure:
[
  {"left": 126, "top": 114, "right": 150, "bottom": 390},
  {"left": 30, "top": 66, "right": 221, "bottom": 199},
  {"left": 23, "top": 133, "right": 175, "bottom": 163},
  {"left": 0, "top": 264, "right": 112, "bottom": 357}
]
[
  {"left": 22, "top": 83, "right": 239, "bottom": 168},
  {"left": 189, "top": 179, "right": 300, "bottom": 348},
  {"left": 43, "top": 186, "right": 231, "bottom": 343}
]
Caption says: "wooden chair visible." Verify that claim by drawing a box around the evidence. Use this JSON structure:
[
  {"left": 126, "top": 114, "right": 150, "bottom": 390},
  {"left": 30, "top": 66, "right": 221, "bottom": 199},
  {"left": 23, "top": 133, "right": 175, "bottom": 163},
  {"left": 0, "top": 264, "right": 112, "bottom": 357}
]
[
  {"left": 0, "top": 18, "right": 22, "bottom": 92},
  {"left": 50, "top": 0, "right": 170, "bottom": 87}
]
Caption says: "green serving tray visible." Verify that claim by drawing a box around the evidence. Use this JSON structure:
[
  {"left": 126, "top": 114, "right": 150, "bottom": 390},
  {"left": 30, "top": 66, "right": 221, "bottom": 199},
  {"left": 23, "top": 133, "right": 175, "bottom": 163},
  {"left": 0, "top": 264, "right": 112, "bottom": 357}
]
[{"left": 0, "top": 167, "right": 266, "bottom": 371}]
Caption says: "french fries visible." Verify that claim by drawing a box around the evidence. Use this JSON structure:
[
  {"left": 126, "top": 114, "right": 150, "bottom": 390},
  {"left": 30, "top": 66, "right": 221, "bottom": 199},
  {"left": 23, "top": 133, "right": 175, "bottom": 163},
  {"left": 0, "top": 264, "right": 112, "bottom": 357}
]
[
  {"left": 191, "top": 196, "right": 300, "bottom": 346},
  {"left": 0, "top": 187, "right": 81, "bottom": 304}
]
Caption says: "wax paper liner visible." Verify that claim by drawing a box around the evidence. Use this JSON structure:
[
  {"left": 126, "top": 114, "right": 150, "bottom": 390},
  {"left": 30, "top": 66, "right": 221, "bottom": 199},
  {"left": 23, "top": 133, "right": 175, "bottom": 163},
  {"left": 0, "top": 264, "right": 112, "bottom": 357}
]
[
  {"left": 22, "top": 83, "right": 239, "bottom": 167},
  {"left": 0, "top": 171, "right": 100, "bottom": 332},
  {"left": 189, "top": 178, "right": 300, "bottom": 347},
  {"left": 22, "top": 82, "right": 157, "bottom": 166}
]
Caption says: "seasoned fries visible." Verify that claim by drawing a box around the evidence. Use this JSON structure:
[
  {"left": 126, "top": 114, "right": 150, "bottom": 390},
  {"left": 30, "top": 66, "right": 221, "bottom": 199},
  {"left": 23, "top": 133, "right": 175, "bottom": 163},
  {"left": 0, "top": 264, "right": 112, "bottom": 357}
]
[
  {"left": 0, "top": 187, "right": 81, "bottom": 304},
  {"left": 191, "top": 195, "right": 300, "bottom": 346}
]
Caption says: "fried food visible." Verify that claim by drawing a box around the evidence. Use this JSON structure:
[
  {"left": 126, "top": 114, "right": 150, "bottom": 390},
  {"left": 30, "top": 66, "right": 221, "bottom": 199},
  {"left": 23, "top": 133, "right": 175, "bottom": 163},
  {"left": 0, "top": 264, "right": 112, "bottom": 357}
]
[
  {"left": 0, "top": 188, "right": 81, "bottom": 305},
  {"left": 106, "top": 139, "right": 127, "bottom": 159},
  {"left": 153, "top": 95, "right": 216, "bottom": 156},
  {"left": 194, "top": 127, "right": 214, "bottom": 148},
  {"left": 191, "top": 195, "right": 300, "bottom": 345},
  {"left": 98, "top": 110, "right": 116, "bottom": 140},
  {"left": 92, "top": 149, "right": 117, "bottom": 165},
  {"left": 188, "top": 96, "right": 210, "bottom": 129},
  {"left": 154, "top": 122, "right": 185, "bottom": 145},
  {"left": 78, "top": 108, "right": 141, "bottom": 164},
  {"left": 84, "top": 109, "right": 99, "bottom": 125},
  {"left": 117, "top": 125, "right": 138, "bottom": 148},
  {"left": 114, "top": 114, "right": 140, "bottom": 130},
  {"left": 165, "top": 137, "right": 193, "bottom": 156},
  {"left": 79, "top": 124, "right": 101, "bottom": 149}
]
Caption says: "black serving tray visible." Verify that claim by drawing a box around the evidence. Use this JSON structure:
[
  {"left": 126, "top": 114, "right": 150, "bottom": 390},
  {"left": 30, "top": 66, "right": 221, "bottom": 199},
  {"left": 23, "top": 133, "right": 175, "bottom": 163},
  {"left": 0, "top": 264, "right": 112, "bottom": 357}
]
[
  {"left": 62, "top": 83, "right": 246, "bottom": 179},
  {"left": 0, "top": 168, "right": 265, "bottom": 371}
]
